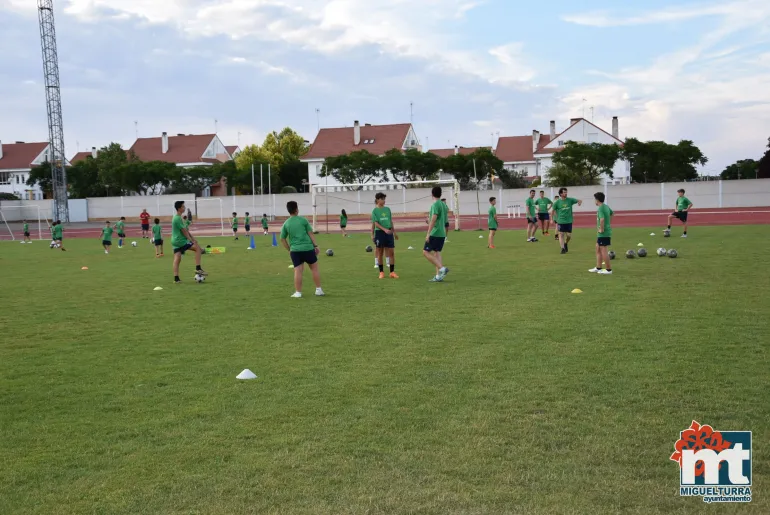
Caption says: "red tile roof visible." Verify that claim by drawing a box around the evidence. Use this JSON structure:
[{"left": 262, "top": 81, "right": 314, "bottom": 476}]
[
  {"left": 129, "top": 134, "right": 216, "bottom": 164},
  {"left": 302, "top": 123, "right": 413, "bottom": 160},
  {"left": 225, "top": 146, "right": 239, "bottom": 156},
  {"left": 70, "top": 151, "right": 94, "bottom": 164},
  {"left": 429, "top": 146, "right": 489, "bottom": 158},
  {"left": 495, "top": 134, "right": 553, "bottom": 163},
  {"left": 0, "top": 141, "right": 49, "bottom": 170}
]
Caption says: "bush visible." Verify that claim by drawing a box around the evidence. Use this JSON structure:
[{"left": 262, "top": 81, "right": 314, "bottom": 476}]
[
  {"left": 0, "top": 193, "right": 20, "bottom": 200},
  {"left": 281, "top": 185, "right": 297, "bottom": 194}
]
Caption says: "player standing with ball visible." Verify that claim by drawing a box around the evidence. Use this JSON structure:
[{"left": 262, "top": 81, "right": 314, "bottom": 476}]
[{"left": 171, "top": 201, "right": 206, "bottom": 284}]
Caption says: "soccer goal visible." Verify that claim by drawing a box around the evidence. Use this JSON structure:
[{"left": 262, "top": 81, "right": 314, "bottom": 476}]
[
  {"left": 311, "top": 179, "right": 460, "bottom": 232},
  {"left": 193, "top": 198, "right": 226, "bottom": 236},
  {"left": 0, "top": 205, "right": 45, "bottom": 241}
]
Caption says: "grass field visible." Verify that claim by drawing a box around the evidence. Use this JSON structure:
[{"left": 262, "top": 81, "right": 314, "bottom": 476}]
[{"left": 1, "top": 226, "right": 768, "bottom": 514}]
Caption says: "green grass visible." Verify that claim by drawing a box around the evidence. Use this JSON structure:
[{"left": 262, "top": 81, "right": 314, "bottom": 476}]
[{"left": 1, "top": 227, "right": 768, "bottom": 514}]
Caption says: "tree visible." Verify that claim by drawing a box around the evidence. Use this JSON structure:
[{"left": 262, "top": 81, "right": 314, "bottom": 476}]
[
  {"left": 26, "top": 162, "right": 54, "bottom": 197},
  {"left": 758, "top": 138, "right": 770, "bottom": 179},
  {"left": 544, "top": 162, "right": 592, "bottom": 187},
  {"left": 260, "top": 127, "right": 310, "bottom": 167},
  {"left": 166, "top": 166, "right": 222, "bottom": 195},
  {"left": 0, "top": 192, "right": 20, "bottom": 200},
  {"left": 95, "top": 143, "right": 131, "bottom": 195},
  {"left": 281, "top": 185, "right": 297, "bottom": 193},
  {"left": 322, "top": 150, "right": 383, "bottom": 187},
  {"left": 622, "top": 138, "right": 707, "bottom": 183},
  {"left": 552, "top": 142, "right": 620, "bottom": 185},
  {"left": 67, "top": 156, "right": 104, "bottom": 198},
  {"left": 278, "top": 160, "right": 308, "bottom": 191},
  {"left": 404, "top": 148, "right": 441, "bottom": 181},
  {"left": 496, "top": 168, "right": 528, "bottom": 189},
  {"left": 720, "top": 159, "right": 758, "bottom": 180},
  {"left": 440, "top": 154, "right": 474, "bottom": 189},
  {"left": 379, "top": 148, "right": 406, "bottom": 182}
]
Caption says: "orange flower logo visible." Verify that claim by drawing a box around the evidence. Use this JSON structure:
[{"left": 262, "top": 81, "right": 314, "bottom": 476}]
[{"left": 671, "top": 421, "right": 732, "bottom": 477}]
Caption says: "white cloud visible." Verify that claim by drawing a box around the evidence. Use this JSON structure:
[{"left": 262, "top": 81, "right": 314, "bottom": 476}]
[{"left": 562, "top": 1, "right": 751, "bottom": 27}]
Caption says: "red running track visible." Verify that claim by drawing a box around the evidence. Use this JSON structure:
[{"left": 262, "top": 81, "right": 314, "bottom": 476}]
[{"left": 4, "top": 208, "right": 770, "bottom": 240}]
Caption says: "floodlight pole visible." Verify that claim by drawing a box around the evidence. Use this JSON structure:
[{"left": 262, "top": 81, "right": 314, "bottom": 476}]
[
  {"left": 325, "top": 165, "right": 329, "bottom": 234},
  {"left": 473, "top": 159, "right": 481, "bottom": 230}
]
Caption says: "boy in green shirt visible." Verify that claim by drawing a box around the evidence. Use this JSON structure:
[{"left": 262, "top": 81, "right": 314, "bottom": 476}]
[
  {"left": 114, "top": 217, "right": 126, "bottom": 248},
  {"left": 280, "top": 201, "right": 324, "bottom": 298},
  {"left": 667, "top": 188, "right": 693, "bottom": 238},
  {"left": 244, "top": 212, "right": 251, "bottom": 236},
  {"left": 51, "top": 220, "right": 65, "bottom": 251},
  {"left": 101, "top": 221, "right": 114, "bottom": 254},
  {"left": 231, "top": 212, "right": 239, "bottom": 241},
  {"left": 172, "top": 201, "right": 206, "bottom": 283},
  {"left": 589, "top": 192, "right": 614, "bottom": 275},
  {"left": 535, "top": 190, "right": 553, "bottom": 236},
  {"left": 340, "top": 209, "right": 348, "bottom": 238},
  {"left": 152, "top": 218, "right": 164, "bottom": 257},
  {"left": 261, "top": 213, "right": 269, "bottom": 235},
  {"left": 371, "top": 192, "right": 398, "bottom": 279},
  {"left": 22, "top": 220, "right": 31, "bottom": 243},
  {"left": 423, "top": 186, "right": 450, "bottom": 282},
  {"left": 488, "top": 197, "right": 498, "bottom": 249},
  {"left": 525, "top": 189, "right": 539, "bottom": 243},
  {"left": 550, "top": 187, "right": 582, "bottom": 254}
]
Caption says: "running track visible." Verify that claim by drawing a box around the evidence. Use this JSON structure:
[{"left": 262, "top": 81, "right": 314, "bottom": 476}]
[{"left": 4, "top": 207, "right": 770, "bottom": 239}]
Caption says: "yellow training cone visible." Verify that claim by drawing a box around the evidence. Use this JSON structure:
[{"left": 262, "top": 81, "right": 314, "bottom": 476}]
[
  {"left": 81, "top": 266, "right": 89, "bottom": 270},
  {"left": 288, "top": 264, "right": 294, "bottom": 268},
  {"left": 153, "top": 286, "right": 163, "bottom": 291},
  {"left": 571, "top": 288, "right": 583, "bottom": 294}
]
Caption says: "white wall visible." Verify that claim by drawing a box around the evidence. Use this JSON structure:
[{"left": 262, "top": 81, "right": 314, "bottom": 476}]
[
  {"left": 0, "top": 199, "right": 54, "bottom": 221},
  {"left": 86, "top": 194, "right": 196, "bottom": 220}
]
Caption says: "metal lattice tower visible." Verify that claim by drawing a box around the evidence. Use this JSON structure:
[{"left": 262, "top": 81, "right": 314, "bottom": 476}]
[{"left": 38, "top": 0, "right": 68, "bottom": 222}]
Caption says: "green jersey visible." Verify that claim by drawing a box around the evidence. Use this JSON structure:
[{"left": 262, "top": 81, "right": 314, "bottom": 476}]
[
  {"left": 231, "top": 217, "right": 238, "bottom": 229},
  {"left": 171, "top": 214, "right": 188, "bottom": 248},
  {"left": 488, "top": 206, "right": 498, "bottom": 229},
  {"left": 535, "top": 197, "right": 552, "bottom": 213},
  {"left": 552, "top": 197, "right": 579, "bottom": 224},
  {"left": 261, "top": 217, "right": 269, "bottom": 228},
  {"left": 244, "top": 216, "right": 250, "bottom": 226},
  {"left": 52, "top": 225, "right": 62, "bottom": 239},
  {"left": 340, "top": 214, "right": 347, "bottom": 226},
  {"left": 525, "top": 197, "right": 537, "bottom": 217},
  {"left": 428, "top": 200, "right": 447, "bottom": 238},
  {"left": 371, "top": 206, "right": 393, "bottom": 231},
  {"left": 597, "top": 204, "right": 613, "bottom": 238},
  {"left": 115, "top": 221, "right": 125, "bottom": 233},
  {"left": 184, "top": 218, "right": 191, "bottom": 228},
  {"left": 280, "top": 215, "right": 314, "bottom": 251},
  {"left": 101, "top": 226, "right": 113, "bottom": 242},
  {"left": 152, "top": 224, "right": 162, "bottom": 241},
  {"left": 676, "top": 196, "right": 692, "bottom": 212},
  {"left": 23, "top": 223, "right": 28, "bottom": 232}
]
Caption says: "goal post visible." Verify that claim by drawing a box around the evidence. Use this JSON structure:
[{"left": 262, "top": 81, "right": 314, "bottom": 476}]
[
  {"left": 193, "top": 198, "right": 225, "bottom": 236},
  {"left": 311, "top": 179, "right": 460, "bottom": 232},
  {"left": 0, "top": 205, "right": 45, "bottom": 241}
]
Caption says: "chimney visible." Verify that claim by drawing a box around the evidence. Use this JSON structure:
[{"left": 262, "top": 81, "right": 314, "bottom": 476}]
[
  {"left": 0, "top": 140, "right": 3, "bottom": 160},
  {"left": 532, "top": 130, "right": 540, "bottom": 153},
  {"left": 612, "top": 116, "right": 619, "bottom": 139},
  {"left": 353, "top": 120, "right": 361, "bottom": 145},
  {"left": 91, "top": 146, "right": 97, "bottom": 158},
  {"left": 550, "top": 121, "right": 556, "bottom": 139},
  {"left": 162, "top": 132, "right": 169, "bottom": 154},
  {"left": 454, "top": 145, "right": 459, "bottom": 155},
  {"left": 570, "top": 118, "right": 581, "bottom": 125}
]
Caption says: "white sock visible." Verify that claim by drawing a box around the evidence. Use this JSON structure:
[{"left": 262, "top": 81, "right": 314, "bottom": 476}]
[
  {"left": 386, "top": 257, "right": 391, "bottom": 266},
  {"left": 375, "top": 258, "right": 379, "bottom": 266}
]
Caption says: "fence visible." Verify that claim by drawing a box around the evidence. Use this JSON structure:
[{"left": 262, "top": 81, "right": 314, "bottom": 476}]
[{"left": 1, "top": 179, "right": 770, "bottom": 223}]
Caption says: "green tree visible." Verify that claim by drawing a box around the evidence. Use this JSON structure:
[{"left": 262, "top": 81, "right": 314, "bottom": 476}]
[
  {"left": 281, "top": 185, "right": 298, "bottom": 194},
  {"left": 720, "top": 159, "right": 758, "bottom": 180},
  {"left": 758, "top": 138, "right": 770, "bottom": 179},
  {"left": 166, "top": 166, "right": 222, "bottom": 195},
  {"left": 379, "top": 148, "right": 406, "bottom": 182},
  {"left": 26, "top": 162, "right": 54, "bottom": 197},
  {"left": 0, "top": 192, "right": 20, "bottom": 200},
  {"left": 278, "top": 160, "right": 308, "bottom": 191},
  {"left": 261, "top": 127, "right": 310, "bottom": 167},
  {"left": 404, "top": 148, "right": 440, "bottom": 181},
  {"left": 322, "top": 150, "right": 383, "bottom": 187},
  {"left": 95, "top": 143, "right": 131, "bottom": 195},
  {"left": 135, "top": 161, "right": 176, "bottom": 195},
  {"left": 622, "top": 138, "right": 707, "bottom": 183},
  {"left": 67, "top": 156, "right": 104, "bottom": 197},
  {"left": 544, "top": 162, "right": 594, "bottom": 187},
  {"left": 551, "top": 142, "right": 620, "bottom": 185},
  {"left": 440, "top": 154, "right": 474, "bottom": 189}
]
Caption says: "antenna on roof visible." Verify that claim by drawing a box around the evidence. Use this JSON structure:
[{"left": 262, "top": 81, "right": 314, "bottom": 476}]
[
  {"left": 410, "top": 101, "right": 413, "bottom": 125},
  {"left": 315, "top": 108, "right": 320, "bottom": 133},
  {"left": 237, "top": 131, "right": 241, "bottom": 147},
  {"left": 134, "top": 120, "right": 138, "bottom": 140},
  {"left": 214, "top": 119, "right": 218, "bottom": 134},
  {"left": 590, "top": 106, "right": 594, "bottom": 123}
]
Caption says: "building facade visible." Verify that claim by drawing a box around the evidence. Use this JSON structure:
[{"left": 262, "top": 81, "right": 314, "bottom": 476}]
[{"left": 0, "top": 140, "right": 50, "bottom": 200}]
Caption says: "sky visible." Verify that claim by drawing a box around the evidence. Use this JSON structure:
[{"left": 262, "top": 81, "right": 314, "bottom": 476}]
[{"left": 1, "top": 0, "right": 769, "bottom": 174}]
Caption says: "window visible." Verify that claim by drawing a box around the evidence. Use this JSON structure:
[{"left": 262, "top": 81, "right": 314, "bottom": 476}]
[
  {"left": 0, "top": 172, "right": 11, "bottom": 185},
  {"left": 558, "top": 140, "right": 565, "bottom": 146}
]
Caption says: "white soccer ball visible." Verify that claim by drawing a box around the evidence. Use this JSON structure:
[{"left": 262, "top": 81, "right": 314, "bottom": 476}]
[
  {"left": 194, "top": 274, "right": 205, "bottom": 283},
  {"left": 50, "top": 241, "right": 56, "bottom": 248},
  {"left": 131, "top": 241, "right": 138, "bottom": 247}
]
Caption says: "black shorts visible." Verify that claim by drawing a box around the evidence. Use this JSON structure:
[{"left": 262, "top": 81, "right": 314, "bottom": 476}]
[
  {"left": 340, "top": 224, "right": 347, "bottom": 229},
  {"left": 424, "top": 236, "right": 445, "bottom": 253},
  {"left": 538, "top": 213, "right": 550, "bottom": 221},
  {"left": 174, "top": 242, "right": 194, "bottom": 255},
  {"left": 118, "top": 232, "right": 126, "bottom": 238},
  {"left": 488, "top": 227, "right": 497, "bottom": 232},
  {"left": 262, "top": 225, "right": 269, "bottom": 231},
  {"left": 24, "top": 231, "right": 30, "bottom": 237},
  {"left": 558, "top": 223, "right": 573, "bottom": 233},
  {"left": 672, "top": 211, "right": 688, "bottom": 222},
  {"left": 527, "top": 217, "right": 538, "bottom": 225},
  {"left": 244, "top": 225, "right": 251, "bottom": 231},
  {"left": 444, "top": 222, "right": 450, "bottom": 229},
  {"left": 154, "top": 239, "right": 163, "bottom": 246},
  {"left": 141, "top": 224, "right": 149, "bottom": 231},
  {"left": 374, "top": 231, "right": 395, "bottom": 249},
  {"left": 232, "top": 228, "right": 238, "bottom": 233},
  {"left": 597, "top": 237, "right": 611, "bottom": 247},
  {"left": 102, "top": 240, "right": 112, "bottom": 246},
  {"left": 290, "top": 249, "right": 318, "bottom": 267}
]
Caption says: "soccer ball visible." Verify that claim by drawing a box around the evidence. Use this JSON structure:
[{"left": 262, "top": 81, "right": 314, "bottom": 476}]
[
  {"left": 663, "top": 229, "right": 671, "bottom": 238},
  {"left": 637, "top": 248, "right": 648, "bottom": 257},
  {"left": 608, "top": 250, "right": 616, "bottom": 260},
  {"left": 667, "top": 249, "right": 678, "bottom": 258},
  {"left": 365, "top": 245, "right": 373, "bottom": 253},
  {"left": 657, "top": 248, "right": 667, "bottom": 257},
  {"left": 50, "top": 241, "right": 56, "bottom": 248},
  {"left": 625, "top": 250, "right": 636, "bottom": 259},
  {"left": 326, "top": 249, "right": 334, "bottom": 256},
  {"left": 194, "top": 274, "right": 206, "bottom": 283},
  {"left": 131, "top": 241, "right": 138, "bottom": 247}
]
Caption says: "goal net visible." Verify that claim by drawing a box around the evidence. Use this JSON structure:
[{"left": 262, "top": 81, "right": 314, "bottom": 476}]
[
  {"left": 0, "top": 205, "right": 46, "bottom": 241},
  {"left": 192, "top": 198, "right": 226, "bottom": 236},
  {"left": 311, "top": 179, "right": 460, "bottom": 233}
]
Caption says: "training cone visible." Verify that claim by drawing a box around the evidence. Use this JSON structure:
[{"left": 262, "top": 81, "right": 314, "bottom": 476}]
[
  {"left": 408, "top": 246, "right": 414, "bottom": 250},
  {"left": 479, "top": 235, "right": 484, "bottom": 238},
  {"left": 288, "top": 264, "right": 294, "bottom": 268},
  {"left": 236, "top": 369, "right": 257, "bottom": 380},
  {"left": 249, "top": 235, "right": 255, "bottom": 249},
  {"left": 153, "top": 286, "right": 163, "bottom": 291},
  {"left": 81, "top": 266, "right": 88, "bottom": 270},
  {"left": 650, "top": 233, "right": 656, "bottom": 236},
  {"left": 637, "top": 243, "right": 644, "bottom": 247},
  {"left": 272, "top": 233, "right": 278, "bottom": 247},
  {"left": 571, "top": 288, "right": 583, "bottom": 294}
]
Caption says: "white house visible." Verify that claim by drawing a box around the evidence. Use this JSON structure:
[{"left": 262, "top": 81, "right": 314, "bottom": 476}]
[
  {"left": 301, "top": 121, "right": 421, "bottom": 190},
  {"left": 495, "top": 117, "right": 631, "bottom": 185},
  {"left": 0, "top": 140, "right": 49, "bottom": 200}
]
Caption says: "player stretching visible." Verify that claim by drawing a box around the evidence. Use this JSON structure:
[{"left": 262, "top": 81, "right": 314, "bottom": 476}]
[
  {"left": 231, "top": 212, "right": 239, "bottom": 241},
  {"left": 115, "top": 216, "right": 126, "bottom": 248},
  {"left": 667, "top": 188, "right": 693, "bottom": 238},
  {"left": 551, "top": 188, "right": 582, "bottom": 254},
  {"left": 488, "top": 197, "right": 498, "bottom": 248},
  {"left": 340, "top": 209, "right": 348, "bottom": 237},
  {"left": 171, "top": 201, "right": 206, "bottom": 284},
  {"left": 424, "top": 186, "right": 450, "bottom": 282},
  {"left": 535, "top": 191, "right": 553, "bottom": 236},
  {"left": 101, "top": 221, "right": 113, "bottom": 254},
  {"left": 261, "top": 213, "right": 269, "bottom": 235},
  {"left": 22, "top": 220, "right": 31, "bottom": 243},
  {"left": 589, "top": 192, "right": 614, "bottom": 275},
  {"left": 525, "top": 189, "right": 539, "bottom": 242},
  {"left": 371, "top": 193, "right": 398, "bottom": 279},
  {"left": 152, "top": 218, "right": 164, "bottom": 257},
  {"left": 244, "top": 212, "right": 251, "bottom": 237},
  {"left": 140, "top": 209, "right": 151, "bottom": 239},
  {"left": 280, "top": 201, "right": 324, "bottom": 298},
  {"left": 52, "top": 221, "right": 65, "bottom": 251}
]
